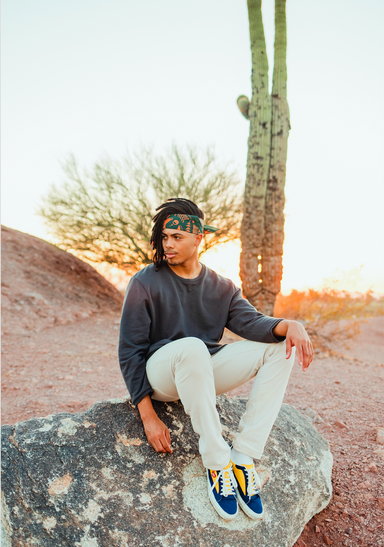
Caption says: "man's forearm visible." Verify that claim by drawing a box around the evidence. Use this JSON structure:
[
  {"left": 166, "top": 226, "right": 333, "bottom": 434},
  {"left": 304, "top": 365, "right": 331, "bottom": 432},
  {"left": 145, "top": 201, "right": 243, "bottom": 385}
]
[{"left": 273, "top": 319, "right": 291, "bottom": 337}]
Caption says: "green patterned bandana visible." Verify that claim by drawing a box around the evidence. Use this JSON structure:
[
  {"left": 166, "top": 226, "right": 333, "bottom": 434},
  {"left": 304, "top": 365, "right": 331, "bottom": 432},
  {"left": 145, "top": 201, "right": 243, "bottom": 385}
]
[{"left": 163, "top": 214, "right": 218, "bottom": 234}]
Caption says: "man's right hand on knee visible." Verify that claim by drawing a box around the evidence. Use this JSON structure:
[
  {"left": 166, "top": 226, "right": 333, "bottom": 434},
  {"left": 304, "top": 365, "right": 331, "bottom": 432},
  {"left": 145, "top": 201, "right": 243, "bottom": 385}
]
[{"left": 137, "top": 395, "right": 173, "bottom": 453}]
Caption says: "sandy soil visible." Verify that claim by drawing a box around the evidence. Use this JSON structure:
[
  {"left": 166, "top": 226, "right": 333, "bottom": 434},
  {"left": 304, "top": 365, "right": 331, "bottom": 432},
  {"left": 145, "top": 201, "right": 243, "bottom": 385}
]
[
  {"left": 229, "top": 317, "right": 384, "bottom": 547},
  {"left": 2, "top": 227, "right": 383, "bottom": 546},
  {"left": 1, "top": 225, "right": 123, "bottom": 336},
  {"left": 2, "top": 316, "right": 383, "bottom": 546}
]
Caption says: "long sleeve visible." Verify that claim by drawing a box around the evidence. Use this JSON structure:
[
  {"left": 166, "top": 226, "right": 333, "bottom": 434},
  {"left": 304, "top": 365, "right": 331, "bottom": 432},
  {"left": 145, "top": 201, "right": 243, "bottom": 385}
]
[
  {"left": 226, "top": 288, "right": 285, "bottom": 343},
  {"left": 118, "top": 277, "right": 154, "bottom": 405}
]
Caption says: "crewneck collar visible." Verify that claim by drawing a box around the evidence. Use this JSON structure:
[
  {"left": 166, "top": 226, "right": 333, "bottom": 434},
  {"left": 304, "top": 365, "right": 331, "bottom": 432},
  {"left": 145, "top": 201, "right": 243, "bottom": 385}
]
[{"left": 163, "top": 260, "right": 206, "bottom": 284}]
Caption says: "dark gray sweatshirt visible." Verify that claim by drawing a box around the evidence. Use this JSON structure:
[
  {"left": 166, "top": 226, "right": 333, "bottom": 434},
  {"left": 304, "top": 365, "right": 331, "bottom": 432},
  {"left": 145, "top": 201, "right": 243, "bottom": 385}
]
[{"left": 118, "top": 261, "right": 285, "bottom": 405}]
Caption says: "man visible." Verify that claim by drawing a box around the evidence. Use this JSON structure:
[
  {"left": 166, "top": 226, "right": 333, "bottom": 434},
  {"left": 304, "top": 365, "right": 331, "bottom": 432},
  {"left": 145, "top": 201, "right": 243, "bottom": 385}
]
[{"left": 119, "top": 197, "right": 313, "bottom": 521}]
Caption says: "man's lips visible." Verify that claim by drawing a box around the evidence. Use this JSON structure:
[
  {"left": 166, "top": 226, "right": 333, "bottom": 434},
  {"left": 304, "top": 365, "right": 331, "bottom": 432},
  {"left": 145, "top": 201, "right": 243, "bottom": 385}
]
[{"left": 165, "top": 253, "right": 176, "bottom": 257}]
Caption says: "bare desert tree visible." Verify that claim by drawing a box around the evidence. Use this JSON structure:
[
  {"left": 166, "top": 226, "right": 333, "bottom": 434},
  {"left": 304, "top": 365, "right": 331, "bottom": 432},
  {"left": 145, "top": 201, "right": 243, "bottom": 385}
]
[
  {"left": 238, "top": 0, "right": 290, "bottom": 315},
  {"left": 38, "top": 145, "right": 242, "bottom": 274}
]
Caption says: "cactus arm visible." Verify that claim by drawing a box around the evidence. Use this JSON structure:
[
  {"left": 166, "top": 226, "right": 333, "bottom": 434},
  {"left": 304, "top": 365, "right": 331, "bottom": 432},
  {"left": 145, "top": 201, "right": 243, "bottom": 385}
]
[{"left": 237, "top": 95, "right": 250, "bottom": 120}]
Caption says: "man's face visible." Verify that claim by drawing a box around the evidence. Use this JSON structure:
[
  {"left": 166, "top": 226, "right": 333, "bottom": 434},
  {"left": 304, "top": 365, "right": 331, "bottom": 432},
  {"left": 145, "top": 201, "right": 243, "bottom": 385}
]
[{"left": 162, "top": 228, "right": 202, "bottom": 265}]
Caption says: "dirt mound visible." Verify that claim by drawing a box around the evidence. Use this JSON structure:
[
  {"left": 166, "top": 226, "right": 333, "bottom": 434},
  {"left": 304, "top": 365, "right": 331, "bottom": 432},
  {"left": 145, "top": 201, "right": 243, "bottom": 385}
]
[{"left": 1, "top": 226, "right": 123, "bottom": 335}]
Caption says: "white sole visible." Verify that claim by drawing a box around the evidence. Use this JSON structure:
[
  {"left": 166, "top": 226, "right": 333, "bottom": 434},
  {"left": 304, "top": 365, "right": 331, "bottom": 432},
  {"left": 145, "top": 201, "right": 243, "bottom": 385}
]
[
  {"left": 207, "top": 480, "right": 238, "bottom": 521},
  {"left": 236, "top": 488, "right": 264, "bottom": 520}
]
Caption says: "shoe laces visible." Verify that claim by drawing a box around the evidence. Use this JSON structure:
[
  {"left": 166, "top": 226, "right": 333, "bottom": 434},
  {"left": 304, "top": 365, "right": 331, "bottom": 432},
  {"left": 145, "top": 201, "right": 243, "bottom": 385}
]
[
  {"left": 211, "top": 465, "right": 237, "bottom": 498},
  {"left": 245, "top": 466, "right": 261, "bottom": 498}
]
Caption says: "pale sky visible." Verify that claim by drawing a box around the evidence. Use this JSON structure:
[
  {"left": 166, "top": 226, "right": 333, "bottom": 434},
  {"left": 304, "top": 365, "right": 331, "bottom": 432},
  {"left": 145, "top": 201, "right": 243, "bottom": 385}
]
[{"left": 2, "top": 0, "right": 384, "bottom": 294}]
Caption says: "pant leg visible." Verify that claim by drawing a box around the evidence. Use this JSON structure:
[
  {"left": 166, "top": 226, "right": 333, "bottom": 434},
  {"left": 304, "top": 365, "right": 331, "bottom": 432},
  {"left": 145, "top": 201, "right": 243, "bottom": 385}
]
[
  {"left": 146, "top": 337, "right": 230, "bottom": 469},
  {"left": 211, "top": 339, "right": 295, "bottom": 459}
]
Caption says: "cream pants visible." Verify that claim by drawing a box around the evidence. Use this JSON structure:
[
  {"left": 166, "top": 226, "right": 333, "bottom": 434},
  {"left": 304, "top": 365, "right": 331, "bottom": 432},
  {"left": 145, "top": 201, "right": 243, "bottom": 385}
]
[{"left": 146, "top": 337, "right": 295, "bottom": 470}]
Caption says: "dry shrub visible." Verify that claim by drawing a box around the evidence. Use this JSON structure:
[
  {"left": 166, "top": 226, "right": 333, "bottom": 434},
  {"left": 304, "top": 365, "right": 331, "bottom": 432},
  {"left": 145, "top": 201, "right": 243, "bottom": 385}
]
[
  {"left": 274, "top": 288, "right": 384, "bottom": 350},
  {"left": 38, "top": 145, "right": 242, "bottom": 274}
]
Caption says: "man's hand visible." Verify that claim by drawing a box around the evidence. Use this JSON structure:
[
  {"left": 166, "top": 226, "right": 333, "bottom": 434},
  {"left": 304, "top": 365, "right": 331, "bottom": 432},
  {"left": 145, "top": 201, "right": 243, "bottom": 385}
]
[
  {"left": 137, "top": 395, "right": 172, "bottom": 453},
  {"left": 273, "top": 319, "right": 313, "bottom": 372}
]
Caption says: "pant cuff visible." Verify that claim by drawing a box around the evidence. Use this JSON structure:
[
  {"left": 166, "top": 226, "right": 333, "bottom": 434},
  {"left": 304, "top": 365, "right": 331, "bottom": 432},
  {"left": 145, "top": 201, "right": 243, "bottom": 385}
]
[
  {"left": 232, "top": 440, "right": 263, "bottom": 461},
  {"left": 202, "top": 447, "right": 231, "bottom": 470}
]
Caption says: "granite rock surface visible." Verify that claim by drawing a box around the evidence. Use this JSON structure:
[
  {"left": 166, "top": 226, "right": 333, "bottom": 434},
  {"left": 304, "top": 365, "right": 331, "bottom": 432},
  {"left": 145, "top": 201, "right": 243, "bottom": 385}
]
[{"left": 1, "top": 396, "right": 332, "bottom": 547}]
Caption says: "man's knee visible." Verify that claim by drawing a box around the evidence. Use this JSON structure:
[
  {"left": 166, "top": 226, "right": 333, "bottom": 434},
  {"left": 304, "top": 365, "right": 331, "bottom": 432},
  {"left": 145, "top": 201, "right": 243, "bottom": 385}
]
[
  {"left": 175, "top": 336, "right": 207, "bottom": 356},
  {"left": 174, "top": 337, "right": 212, "bottom": 374},
  {"left": 264, "top": 340, "right": 295, "bottom": 367}
]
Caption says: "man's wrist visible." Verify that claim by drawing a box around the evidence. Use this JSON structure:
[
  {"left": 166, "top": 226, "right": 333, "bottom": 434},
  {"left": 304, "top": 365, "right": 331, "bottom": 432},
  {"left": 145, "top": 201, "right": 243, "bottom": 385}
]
[
  {"left": 273, "top": 319, "right": 291, "bottom": 337},
  {"left": 137, "top": 394, "right": 157, "bottom": 422}
]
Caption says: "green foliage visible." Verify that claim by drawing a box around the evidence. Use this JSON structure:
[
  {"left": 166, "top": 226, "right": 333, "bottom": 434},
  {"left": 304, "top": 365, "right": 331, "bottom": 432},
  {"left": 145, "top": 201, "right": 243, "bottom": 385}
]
[{"left": 38, "top": 145, "right": 243, "bottom": 274}]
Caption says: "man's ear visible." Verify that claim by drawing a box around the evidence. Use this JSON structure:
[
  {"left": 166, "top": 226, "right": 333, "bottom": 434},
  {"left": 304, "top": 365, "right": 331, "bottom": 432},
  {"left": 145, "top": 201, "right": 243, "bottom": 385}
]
[{"left": 194, "top": 233, "right": 203, "bottom": 247}]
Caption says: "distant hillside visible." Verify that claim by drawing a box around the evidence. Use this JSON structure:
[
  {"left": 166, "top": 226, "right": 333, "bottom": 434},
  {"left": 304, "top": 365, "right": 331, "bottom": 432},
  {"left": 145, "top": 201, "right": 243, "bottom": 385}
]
[{"left": 1, "top": 226, "right": 124, "bottom": 335}]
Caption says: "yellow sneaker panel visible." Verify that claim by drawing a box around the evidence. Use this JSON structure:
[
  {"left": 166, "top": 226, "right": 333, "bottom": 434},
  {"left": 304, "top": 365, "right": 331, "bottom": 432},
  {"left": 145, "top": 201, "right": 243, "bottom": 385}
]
[{"left": 232, "top": 462, "right": 253, "bottom": 497}]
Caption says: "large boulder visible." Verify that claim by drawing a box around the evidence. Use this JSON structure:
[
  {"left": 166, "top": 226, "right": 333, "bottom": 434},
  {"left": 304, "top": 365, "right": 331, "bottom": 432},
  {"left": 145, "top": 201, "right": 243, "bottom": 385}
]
[{"left": 1, "top": 396, "right": 332, "bottom": 547}]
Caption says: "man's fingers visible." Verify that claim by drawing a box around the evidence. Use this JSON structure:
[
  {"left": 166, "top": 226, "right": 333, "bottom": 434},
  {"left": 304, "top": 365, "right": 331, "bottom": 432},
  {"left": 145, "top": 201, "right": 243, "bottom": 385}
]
[
  {"left": 285, "top": 337, "right": 292, "bottom": 359},
  {"left": 150, "top": 434, "right": 172, "bottom": 454},
  {"left": 147, "top": 434, "right": 166, "bottom": 453},
  {"left": 301, "top": 342, "right": 313, "bottom": 371},
  {"left": 307, "top": 342, "right": 313, "bottom": 365},
  {"left": 165, "top": 427, "right": 171, "bottom": 444},
  {"left": 304, "top": 341, "right": 313, "bottom": 369},
  {"left": 165, "top": 428, "right": 172, "bottom": 451},
  {"left": 152, "top": 440, "right": 165, "bottom": 453},
  {"left": 162, "top": 431, "right": 172, "bottom": 453},
  {"left": 296, "top": 344, "right": 304, "bottom": 369}
]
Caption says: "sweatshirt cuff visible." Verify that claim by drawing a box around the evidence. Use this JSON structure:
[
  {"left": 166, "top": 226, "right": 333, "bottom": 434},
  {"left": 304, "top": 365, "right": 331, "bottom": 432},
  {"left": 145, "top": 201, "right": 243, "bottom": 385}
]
[
  {"left": 131, "top": 387, "right": 154, "bottom": 406},
  {"left": 269, "top": 318, "right": 286, "bottom": 343}
]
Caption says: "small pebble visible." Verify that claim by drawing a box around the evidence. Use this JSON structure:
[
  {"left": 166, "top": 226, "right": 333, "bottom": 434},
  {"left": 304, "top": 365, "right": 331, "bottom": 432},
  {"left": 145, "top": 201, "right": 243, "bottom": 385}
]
[
  {"left": 368, "top": 462, "right": 378, "bottom": 473},
  {"left": 333, "top": 495, "right": 345, "bottom": 502}
]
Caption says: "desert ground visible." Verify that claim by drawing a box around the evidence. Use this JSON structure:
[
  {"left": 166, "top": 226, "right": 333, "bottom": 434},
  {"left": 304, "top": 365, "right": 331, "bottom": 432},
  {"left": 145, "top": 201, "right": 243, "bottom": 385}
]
[{"left": 2, "top": 226, "right": 383, "bottom": 546}]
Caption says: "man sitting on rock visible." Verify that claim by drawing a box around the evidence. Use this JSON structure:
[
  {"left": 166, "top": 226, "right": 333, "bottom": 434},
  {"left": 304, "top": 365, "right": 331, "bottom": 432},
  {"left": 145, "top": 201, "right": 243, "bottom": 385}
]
[{"left": 118, "top": 197, "right": 313, "bottom": 521}]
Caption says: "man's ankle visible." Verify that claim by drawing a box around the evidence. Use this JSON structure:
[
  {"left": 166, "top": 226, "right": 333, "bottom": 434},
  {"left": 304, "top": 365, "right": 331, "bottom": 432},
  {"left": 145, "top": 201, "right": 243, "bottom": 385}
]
[{"left": 230, "top": 447, "right": 253, "bottom": 466}]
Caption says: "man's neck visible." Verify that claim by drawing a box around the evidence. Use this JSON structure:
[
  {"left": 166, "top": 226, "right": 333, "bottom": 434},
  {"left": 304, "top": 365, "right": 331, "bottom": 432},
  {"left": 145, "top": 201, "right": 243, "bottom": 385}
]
[{"left": 166, "top": 258, "right": 202, "bottom": 279}]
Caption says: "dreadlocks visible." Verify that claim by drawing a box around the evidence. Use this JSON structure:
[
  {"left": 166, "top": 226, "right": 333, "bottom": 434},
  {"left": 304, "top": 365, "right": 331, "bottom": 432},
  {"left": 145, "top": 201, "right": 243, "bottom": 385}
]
[{"left": 150, "top": 197, "right": 204, "bottom": 271}]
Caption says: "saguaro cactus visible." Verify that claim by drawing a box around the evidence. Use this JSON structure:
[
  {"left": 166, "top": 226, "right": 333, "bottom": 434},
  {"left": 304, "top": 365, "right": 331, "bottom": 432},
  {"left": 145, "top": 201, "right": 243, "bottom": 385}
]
[{"left": 238, "top": 0, "right": 290, "bottom": 316}]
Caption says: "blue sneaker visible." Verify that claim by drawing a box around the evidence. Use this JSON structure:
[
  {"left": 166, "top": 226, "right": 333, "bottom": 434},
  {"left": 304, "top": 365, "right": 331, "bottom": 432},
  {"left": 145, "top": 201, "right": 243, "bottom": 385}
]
[
  {"left": 232, "top": 462, "right": 264, "bottom": 520},
  {"left": 207, "top": 462, "right": 238, "bottom": 520}
]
